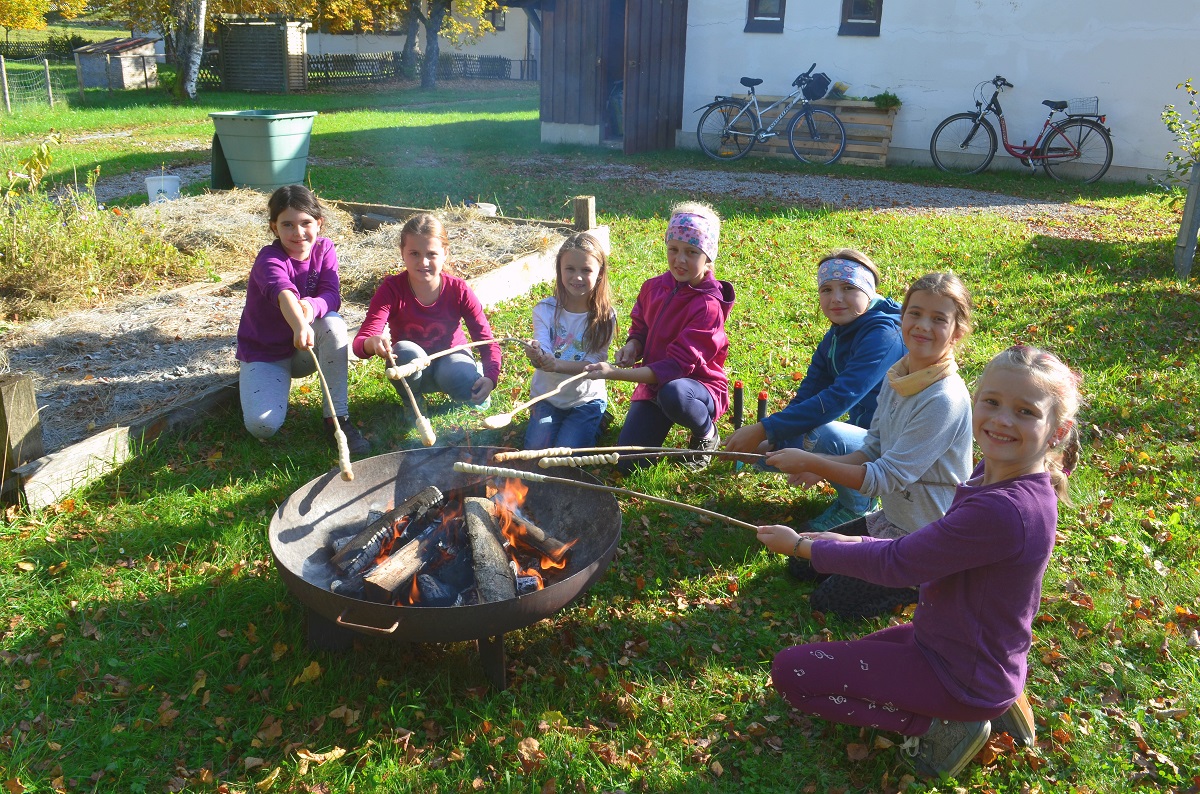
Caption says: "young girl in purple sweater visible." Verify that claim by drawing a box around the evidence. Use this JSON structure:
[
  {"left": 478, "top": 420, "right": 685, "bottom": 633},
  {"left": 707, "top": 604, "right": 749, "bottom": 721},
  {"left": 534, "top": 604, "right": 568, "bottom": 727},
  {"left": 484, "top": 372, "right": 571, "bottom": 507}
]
[{"left": 756, "top": 345, "right": 1082, "bottom": 780}]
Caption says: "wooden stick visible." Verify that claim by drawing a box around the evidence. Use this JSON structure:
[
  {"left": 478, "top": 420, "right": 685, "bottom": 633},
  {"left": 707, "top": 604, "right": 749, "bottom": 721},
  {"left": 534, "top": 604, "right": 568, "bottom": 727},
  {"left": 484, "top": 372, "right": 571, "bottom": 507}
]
[
  {"left": 494, "top": 445, "right": 689, "bottom": 462},
  {"left": 382, "top": 341, "right": 436, "bottom": 446},
  {"left": 538, "top": 450, "right": 766, "bottom": 468},
  {"left": 308, "top": 348, "right": 353, "bottom": 481},
  {"left": 452, "top": 462, "right": 760, "bottom": 531},
  {"left": 481, "top": 371, "right": 592, "bottom": 429},
  {"left": 386, "top": 337, "right": 530, "bottom": 379}
]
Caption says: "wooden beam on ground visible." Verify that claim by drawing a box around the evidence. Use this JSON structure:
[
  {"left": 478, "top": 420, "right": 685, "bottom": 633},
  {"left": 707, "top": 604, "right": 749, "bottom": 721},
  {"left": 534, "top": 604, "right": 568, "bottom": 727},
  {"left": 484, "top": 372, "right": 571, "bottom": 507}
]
[
  {"left": 12, "top": 426, "right": 129, "bottom": 510},
  {"left": 1, "top": 373, "right": 45, "bottom": 479}
]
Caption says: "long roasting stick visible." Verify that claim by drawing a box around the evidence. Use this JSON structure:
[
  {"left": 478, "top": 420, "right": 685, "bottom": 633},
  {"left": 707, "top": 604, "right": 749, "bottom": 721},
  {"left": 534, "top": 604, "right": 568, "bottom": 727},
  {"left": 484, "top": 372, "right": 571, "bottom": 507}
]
[
  {"left": 381, "top": 336, "right": 436, "bottom": 447},
  {"left": 386, "top": 337, "right": 532, "bottom": 380},
  {"left": 494, "top": 445, "right": 687, "bottom": 461},
  {"left": 538, "top": 450, "right": 766, "bottom": 468},
  {"left": 308, "top": 348, "right": 353, "bottom": 481},
  {"left": 481, "top": 371, "right": 592, "bottom": 429},
  {"left": 453, "top": 462, "right": 759, "bottom": 530}
]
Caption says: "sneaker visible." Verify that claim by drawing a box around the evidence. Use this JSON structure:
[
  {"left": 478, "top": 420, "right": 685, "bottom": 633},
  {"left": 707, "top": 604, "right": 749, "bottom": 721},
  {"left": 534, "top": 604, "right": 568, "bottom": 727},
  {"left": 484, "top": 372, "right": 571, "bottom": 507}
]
[
  {"left": 801, "top": 501, "right": 871, "bottom": 533},
  {"left": 785, "top": 554, "right": 829, "bottom": 583},
  {"left": 469, "top": 395, "right": 492, "bottom": 413},
  {"left": 680, "top": 430, "right": 721, "bottom": 471},
  {"left": 326, "top": 416, "right": 370, "bottom": 458},
  {"left": 992, "top": 692, "right": 1036, "bottom": 747},
  {"left": 902, "top": 719, "right": 991, "bottom": 780}
]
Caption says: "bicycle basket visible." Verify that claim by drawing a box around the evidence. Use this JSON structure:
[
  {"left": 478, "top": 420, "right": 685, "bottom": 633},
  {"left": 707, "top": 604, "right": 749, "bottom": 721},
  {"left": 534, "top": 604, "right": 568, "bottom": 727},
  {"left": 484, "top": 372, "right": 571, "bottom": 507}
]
[
  {"left": 1067, "top": 96, "right": 1099, "bottom": 116},
  {"left": 803, "top": 72, "right": 831, "bottom": 101}
]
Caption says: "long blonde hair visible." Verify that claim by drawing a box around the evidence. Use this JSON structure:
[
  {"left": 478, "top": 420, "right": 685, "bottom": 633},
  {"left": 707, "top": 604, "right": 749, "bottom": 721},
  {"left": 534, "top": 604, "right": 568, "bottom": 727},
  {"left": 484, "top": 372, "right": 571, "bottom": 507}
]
[
  {"left": 553, "top": 232, "right": 615, "bottom": 354},
  {"left": 978, "top": 345, "right": 1082, "bottom": 502}
]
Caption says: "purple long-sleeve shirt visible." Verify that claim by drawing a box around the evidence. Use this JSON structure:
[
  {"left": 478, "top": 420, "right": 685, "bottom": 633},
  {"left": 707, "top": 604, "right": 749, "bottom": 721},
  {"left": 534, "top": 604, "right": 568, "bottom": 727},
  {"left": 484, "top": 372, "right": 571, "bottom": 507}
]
[
  {"left": 236, "top": 238, "right": 341, "bottom": 363},
  {"left": 352, "top": 272, "right": 501, "bottom": 383},
  {"left": 811, "top": 468, "right": 1058, "bottom": 709}
]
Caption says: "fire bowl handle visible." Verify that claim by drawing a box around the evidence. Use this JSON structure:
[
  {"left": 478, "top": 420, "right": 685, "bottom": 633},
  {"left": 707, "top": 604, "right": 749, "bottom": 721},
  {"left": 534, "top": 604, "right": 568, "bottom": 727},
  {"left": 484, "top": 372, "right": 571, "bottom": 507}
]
[{"left": 335, "top": 609, "right": 400, "bottom": 635}]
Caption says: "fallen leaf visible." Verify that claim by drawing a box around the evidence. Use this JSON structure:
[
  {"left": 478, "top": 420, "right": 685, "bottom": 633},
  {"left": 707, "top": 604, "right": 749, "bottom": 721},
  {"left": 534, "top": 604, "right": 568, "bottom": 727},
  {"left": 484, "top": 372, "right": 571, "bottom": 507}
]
[
  {"left": 191, "top": 670, "right": 207, "bottom": 696},
  {"left": 4, "top": 779, "right": 26, "bottom": 794},
  {"left": 710, "top": 760, "right": 724, "bottom": 777},
  {"left": 292, "top": 660, "right": 322, "bottom": 685},
  {"left": 271, "top": 643, "right": 288, "bottom": 661},
  {"left": 254, "top": 767, "right": 280, "bottom": 790},
  {"left": 846, "top": 743, "right": 869, "bottom": 761},
  {"left": 16, "top": 561, "right": 34, "bottom": 572},
  {"left": 244, "top": 757, "right": 266, "bottom": 772}
]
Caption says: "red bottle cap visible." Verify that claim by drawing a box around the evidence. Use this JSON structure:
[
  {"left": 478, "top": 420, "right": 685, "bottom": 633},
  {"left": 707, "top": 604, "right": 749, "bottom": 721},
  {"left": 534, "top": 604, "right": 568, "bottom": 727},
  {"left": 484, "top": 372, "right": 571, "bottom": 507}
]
[{"left": 734, "top": 380, "right": 744, "bottom": 389}]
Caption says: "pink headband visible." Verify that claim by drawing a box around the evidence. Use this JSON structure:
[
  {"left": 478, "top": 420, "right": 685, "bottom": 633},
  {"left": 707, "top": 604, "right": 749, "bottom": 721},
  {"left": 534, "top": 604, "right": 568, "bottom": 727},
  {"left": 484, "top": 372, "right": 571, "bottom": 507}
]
[{"left": 666, "top": 212, "right": 719, "bottom": 263}]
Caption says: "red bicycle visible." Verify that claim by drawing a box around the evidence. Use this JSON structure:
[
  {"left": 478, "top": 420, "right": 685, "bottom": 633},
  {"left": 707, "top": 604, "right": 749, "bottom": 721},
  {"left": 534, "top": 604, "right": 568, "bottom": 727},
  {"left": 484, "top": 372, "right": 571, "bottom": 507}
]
[{"left": 929, "top": 75, "right": 1113, "bottom": 184}]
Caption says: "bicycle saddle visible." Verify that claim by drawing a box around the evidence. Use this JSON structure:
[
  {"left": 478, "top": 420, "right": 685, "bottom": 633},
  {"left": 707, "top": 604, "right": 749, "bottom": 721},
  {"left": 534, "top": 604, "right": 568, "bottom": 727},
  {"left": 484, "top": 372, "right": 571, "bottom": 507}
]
[
  {"left": 1042, "top": 100, "right": 1068, "bottom": 111},
  {"left": 740, "top": 77, "right": 764, "bottom": 88}
]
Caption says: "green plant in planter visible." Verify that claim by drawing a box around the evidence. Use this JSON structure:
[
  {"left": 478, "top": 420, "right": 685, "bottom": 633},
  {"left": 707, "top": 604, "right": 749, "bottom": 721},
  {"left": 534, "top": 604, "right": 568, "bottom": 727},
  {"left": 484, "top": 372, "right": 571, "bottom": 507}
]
[{"left": 869, "top": 91, "right": 902, "bottom": 110}]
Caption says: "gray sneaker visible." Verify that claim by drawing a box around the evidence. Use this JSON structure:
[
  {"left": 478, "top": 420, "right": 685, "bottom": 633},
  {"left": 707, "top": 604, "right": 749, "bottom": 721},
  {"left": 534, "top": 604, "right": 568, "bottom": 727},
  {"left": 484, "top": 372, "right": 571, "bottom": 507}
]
[
  {"left": 903, "top": 718, "right": 990, "bottom": 780},
  {"left": 680, "top": 431, "right": 721, "bottom": 471},
  {"left": 991, "top": 692, "right": 1035, "bottom": 747}
]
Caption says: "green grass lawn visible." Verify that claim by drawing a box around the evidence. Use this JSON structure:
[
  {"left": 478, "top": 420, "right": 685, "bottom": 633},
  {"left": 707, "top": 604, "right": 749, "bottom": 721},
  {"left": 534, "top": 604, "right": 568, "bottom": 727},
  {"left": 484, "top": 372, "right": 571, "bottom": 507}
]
[{"left": 0, "top": 83, "right": 1197, "bottom": 793}]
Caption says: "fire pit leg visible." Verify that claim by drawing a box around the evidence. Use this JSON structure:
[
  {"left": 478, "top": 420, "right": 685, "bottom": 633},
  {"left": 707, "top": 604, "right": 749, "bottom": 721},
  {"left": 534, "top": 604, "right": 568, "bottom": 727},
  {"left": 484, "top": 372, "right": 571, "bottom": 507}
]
[
  {"left": 305, "top": 607, "right": 355, "bottom": 652},
  {"left": 478, "top": 635, "right": 507, "bottom": 690}
]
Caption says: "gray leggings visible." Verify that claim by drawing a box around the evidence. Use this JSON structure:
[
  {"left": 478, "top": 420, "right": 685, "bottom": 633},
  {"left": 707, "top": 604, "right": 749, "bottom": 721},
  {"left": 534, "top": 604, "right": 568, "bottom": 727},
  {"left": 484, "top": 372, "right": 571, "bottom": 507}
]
[
  {"left": 239, "top": 313, "right": 350, "bottom": 439},
  {"left": 392, "top": 340, "right": 482, "bottom": 403}
]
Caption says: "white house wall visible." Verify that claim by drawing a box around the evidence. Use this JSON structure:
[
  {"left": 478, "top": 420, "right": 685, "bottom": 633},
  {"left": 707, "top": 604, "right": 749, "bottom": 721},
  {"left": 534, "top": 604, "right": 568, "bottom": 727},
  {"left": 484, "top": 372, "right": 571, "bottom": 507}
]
[{"left": 682, "top": 0, "right": 1199, "bottom": 179}]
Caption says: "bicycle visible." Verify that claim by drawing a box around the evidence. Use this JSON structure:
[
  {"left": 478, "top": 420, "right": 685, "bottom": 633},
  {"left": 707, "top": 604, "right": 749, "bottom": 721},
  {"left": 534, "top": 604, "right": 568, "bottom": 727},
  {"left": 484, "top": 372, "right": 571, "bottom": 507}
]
[
  {"left": 695, "top": 63, "right": 847, "bottom": 165},
  {"left": 929, "top": 75, "right": 1113, "bottom": 184}
]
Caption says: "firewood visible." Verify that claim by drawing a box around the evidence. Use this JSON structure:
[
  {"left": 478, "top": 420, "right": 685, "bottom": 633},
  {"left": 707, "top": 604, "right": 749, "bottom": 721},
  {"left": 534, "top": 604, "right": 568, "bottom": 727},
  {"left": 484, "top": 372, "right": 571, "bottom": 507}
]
[
  {"left": 361, "top": 526, "right": 445, "bottom": 603},
  {"left": 464, "top": 497, "right": 517, "bottom": 604},
  {"left": 329, "top": 485, "right": 444, "bottom": 576},
  {"left": 488, "top": 500, "right": 569, "bottom": 561}
]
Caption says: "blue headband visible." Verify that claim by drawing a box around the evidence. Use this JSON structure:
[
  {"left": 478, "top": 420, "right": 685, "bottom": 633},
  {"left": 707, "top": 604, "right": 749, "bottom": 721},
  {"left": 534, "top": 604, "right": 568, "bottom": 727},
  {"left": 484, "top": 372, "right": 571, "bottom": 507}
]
[{"left": 817, "top": 258, "right": 877, "bottom": 300}]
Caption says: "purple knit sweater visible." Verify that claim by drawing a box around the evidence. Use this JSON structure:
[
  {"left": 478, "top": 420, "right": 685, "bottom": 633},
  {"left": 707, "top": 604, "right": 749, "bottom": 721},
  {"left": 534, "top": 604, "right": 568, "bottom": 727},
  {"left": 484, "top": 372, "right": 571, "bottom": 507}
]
[{"left": 811, "top": 468, "right": 1058, "bottom": 709}]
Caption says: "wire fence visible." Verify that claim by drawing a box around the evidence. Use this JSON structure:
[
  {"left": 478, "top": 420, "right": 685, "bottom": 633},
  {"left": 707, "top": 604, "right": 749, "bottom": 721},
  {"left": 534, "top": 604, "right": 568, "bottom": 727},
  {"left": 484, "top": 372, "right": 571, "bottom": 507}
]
[{"left": 0, "top": 57, "right": 71, "bottom": 110}]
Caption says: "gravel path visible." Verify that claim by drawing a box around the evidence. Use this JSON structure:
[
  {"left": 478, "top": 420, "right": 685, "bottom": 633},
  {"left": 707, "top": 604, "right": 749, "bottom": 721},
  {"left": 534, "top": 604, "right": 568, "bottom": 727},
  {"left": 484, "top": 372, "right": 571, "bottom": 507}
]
[{"left": 5, "top": 156, "right": 1102, "bottom": 454}]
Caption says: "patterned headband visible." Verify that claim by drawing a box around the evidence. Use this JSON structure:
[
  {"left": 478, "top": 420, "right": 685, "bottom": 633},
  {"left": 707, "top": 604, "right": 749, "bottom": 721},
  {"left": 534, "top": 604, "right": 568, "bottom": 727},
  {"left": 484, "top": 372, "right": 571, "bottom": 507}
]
[
  {"left": 817, "top": 257, "right": 877, "bottom": 300},
  {"left": 666, "top": 212, "right": 719, "bottom": 263}
]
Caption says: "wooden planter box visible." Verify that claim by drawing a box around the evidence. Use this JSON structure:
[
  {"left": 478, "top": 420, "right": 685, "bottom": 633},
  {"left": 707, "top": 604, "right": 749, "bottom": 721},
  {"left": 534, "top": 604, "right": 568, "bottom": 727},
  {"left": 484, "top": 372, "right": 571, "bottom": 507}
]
[{"left": 733, "top": 96, "right": 898, "bottom": 167}]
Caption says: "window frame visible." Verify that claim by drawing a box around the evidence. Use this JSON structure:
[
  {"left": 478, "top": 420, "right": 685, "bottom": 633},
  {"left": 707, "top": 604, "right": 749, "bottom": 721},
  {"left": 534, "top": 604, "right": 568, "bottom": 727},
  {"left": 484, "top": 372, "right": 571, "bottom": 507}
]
[
  {"left": 486, "top": 9, "right": 506, "bottom": 31},
  {"left": 839, "top": 0, "right": 882, "bottom": 36},
  {"left": 744, "top": 0, "right": 786, "bottom": 34}
]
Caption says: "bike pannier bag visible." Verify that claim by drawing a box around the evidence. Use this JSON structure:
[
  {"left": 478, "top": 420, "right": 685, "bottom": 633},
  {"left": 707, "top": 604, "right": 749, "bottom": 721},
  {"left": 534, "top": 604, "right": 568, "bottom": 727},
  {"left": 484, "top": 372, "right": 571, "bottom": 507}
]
[{"left": 803, "top": 73, "right": 831, "bottom": 101}]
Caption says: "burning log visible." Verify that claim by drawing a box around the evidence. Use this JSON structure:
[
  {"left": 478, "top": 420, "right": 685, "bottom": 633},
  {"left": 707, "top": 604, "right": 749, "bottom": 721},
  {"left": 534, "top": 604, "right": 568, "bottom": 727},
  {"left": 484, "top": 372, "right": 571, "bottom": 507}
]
[
  {"left": 487, "top": 500, "right": 569, "bottom": 562},
  {"left": 362, "top": 525, "right": 449, "bottom": 603},
  {"left": 464, "top": 497, "right": 517, "bottom": 603},
  {"left": 329, "top": 486, "right": 444, "bottom": 577}
]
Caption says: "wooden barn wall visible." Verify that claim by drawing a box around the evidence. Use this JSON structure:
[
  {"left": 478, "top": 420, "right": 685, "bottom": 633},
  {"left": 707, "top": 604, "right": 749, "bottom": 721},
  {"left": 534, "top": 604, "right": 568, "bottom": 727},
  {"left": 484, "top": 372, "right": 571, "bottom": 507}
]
[
  {"left": 623, "top": 0, "right": 687, "bottom": 153},
  {"left": 220, "top": 24, "right": 286, "bottom": 92},
  {"left": 540, "top": 1, "right": 606, "bottom": 125}
]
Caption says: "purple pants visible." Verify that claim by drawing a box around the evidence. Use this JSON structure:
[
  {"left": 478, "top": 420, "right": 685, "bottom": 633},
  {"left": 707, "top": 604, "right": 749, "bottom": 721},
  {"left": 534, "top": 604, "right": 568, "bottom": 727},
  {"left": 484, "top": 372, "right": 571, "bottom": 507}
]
[
  {"left": 771, "top": 623, "right": 1006, "bottom": 736},
  {"left": 617, "top": 378, "right": 715, "bottom": 448}
]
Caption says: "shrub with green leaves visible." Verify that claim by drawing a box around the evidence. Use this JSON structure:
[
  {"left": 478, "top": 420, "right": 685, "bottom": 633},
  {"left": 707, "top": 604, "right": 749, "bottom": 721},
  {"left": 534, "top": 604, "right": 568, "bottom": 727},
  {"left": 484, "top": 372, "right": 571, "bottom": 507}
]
[{"left": 1155, "top": 78, "right": 1200, "bottom": 200}]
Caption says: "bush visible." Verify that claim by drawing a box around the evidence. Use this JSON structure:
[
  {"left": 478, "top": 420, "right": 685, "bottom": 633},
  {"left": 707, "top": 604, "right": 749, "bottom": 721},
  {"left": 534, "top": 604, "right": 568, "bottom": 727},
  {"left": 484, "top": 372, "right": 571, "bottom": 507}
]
[
  {"left": 45, "top": 31, "right": 89, "bottom": 58},
  {"left": 1159, "top": 79, "right": 1200, "bottom": 192}
]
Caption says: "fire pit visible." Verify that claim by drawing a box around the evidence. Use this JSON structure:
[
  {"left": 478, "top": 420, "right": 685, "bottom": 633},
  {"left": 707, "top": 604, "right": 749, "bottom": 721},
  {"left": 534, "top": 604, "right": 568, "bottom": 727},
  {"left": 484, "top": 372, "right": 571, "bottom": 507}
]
[{"left": 268, "top": 446, "right": 622, "bottom": 688}]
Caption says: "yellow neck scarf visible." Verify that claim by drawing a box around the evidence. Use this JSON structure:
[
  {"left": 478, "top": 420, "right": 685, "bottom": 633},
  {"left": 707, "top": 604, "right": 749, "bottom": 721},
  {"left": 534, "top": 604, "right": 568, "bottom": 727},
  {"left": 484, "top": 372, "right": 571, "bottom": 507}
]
[{"left": 887, "top": 355, "right": 958, "bottom": 397}]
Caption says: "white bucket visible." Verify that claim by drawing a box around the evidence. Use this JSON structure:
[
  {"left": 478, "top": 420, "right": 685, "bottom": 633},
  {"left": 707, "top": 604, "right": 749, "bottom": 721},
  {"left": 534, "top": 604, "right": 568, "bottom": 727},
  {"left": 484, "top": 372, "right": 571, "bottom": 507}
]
[
  {"left": 145, "top": 175, "right": 181, "bottom": 204},
  {"left": 473, "top": 202, "right": 498, "bottom": 216}
]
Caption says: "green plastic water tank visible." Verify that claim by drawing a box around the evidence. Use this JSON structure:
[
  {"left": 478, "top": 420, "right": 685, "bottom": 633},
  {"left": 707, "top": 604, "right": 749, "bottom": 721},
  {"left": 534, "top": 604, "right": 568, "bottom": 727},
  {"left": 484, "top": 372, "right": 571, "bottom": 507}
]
[{"left": 209, "top": 110, "right": 318, "bottom": 192}]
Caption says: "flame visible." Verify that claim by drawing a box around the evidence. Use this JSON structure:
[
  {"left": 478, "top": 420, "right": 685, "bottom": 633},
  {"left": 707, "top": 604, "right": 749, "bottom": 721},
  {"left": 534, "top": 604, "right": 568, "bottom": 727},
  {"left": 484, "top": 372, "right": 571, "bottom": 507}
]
[{"left": 374, "top": 515, "right": 411, "bottom": 565}]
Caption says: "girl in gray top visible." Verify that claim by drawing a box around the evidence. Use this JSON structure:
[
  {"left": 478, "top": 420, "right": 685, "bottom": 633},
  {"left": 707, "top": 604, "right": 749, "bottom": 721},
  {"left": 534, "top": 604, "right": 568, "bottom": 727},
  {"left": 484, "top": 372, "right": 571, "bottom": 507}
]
[{"left": 765, "top": 273, "right": 975, "bottom": 619}]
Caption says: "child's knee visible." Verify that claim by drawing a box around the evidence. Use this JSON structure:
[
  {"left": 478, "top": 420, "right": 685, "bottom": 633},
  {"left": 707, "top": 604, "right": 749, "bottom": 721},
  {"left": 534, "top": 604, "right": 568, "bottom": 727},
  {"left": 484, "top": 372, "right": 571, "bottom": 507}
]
[{"left": 244, "top": 412, "right": 284, "bottom": 439}]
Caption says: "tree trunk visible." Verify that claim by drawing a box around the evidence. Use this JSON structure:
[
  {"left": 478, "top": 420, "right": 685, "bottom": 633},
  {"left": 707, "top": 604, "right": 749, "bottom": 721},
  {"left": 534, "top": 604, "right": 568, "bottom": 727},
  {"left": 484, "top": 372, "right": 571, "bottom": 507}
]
[
  {"left": 173, "top": 0, "right": 207, "bottom": 100},
  {"left": 401, "top": 4, "right": 420, "bottom": 79},
  {"left": 420, "top": 0, "right": 450, "bottom": 91}
]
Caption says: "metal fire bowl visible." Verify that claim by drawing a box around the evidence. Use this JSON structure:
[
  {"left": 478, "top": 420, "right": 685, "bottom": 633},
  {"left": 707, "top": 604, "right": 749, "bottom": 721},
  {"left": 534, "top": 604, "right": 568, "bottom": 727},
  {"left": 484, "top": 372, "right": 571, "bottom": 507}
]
[{"left": 269, "top": 446, "right": 622, "bottom": 644}]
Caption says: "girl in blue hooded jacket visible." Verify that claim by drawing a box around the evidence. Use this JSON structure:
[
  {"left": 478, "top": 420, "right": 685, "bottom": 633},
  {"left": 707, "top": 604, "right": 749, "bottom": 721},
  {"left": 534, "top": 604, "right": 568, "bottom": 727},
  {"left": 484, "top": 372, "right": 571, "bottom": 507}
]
[{"left": 725, "top": 249, "right": 904, "bottom": 529}]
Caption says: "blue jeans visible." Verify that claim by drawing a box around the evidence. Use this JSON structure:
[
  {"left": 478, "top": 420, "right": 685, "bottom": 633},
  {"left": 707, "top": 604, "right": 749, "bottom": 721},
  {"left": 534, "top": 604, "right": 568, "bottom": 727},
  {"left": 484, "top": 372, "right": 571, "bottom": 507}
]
[
  {"left": 523, "top": 398, "right": 606, "bottom": 450},
  {"left": 769, "top": 420, "right": 873, "bottom": 514},
  {"left": 392, "top": 340, "right": 481, "bottom": 403},
  {"left": 617, "top": 378, "right": 716, "bottom": 448}
]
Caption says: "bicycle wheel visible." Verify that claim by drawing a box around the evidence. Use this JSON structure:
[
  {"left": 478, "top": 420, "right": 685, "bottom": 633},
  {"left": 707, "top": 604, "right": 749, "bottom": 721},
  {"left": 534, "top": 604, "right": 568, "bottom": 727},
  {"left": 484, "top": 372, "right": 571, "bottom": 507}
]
[
  {"left": 786, "top": 108, "right": 847, "bottom": 165},
  {"left": 697, "top": 101, "right": 757, "bottom": 161},
  {"left": 929, "top": 113, "right": 997, "bottom": 175},
  {"left": 1038, "top": 118, "right": 1113, "bottom": 184}
]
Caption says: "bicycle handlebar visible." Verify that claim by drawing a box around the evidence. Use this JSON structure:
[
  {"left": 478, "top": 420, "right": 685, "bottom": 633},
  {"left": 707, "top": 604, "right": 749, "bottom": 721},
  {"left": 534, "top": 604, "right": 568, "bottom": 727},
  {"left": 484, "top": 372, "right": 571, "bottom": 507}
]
[
  {"left": 792, "top": 63, "right": 818, "bottom": 87},
  {"left": 992, "top": 75, "right": 1014, "bottom": 89}
]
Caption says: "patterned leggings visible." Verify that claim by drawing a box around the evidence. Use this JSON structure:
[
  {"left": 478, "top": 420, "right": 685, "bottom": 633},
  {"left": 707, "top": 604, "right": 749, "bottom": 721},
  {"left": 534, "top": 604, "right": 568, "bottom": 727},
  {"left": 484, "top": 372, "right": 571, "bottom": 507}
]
[{"left": 771, "top": 623, "right": 1006, "bottom": 736}]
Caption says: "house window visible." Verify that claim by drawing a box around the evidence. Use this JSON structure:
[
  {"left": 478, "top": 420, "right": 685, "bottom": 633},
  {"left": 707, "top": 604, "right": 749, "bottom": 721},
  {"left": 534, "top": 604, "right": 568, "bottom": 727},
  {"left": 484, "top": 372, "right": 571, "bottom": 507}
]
[
  {"left": 745, "top": 0, "right": 785, "bottom": 34},
  {"left": 486, "top": 9, "right": 506, "bottom": 31},
  {"left": 839, "top": 0, "right": 882, "bottom": 36}
]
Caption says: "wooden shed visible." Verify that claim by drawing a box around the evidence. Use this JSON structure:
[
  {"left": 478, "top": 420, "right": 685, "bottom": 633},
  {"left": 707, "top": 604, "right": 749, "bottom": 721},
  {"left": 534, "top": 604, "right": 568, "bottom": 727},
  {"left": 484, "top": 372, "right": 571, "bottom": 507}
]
[
  {"left": 216, "top": 15, "right": 310, "bottom": 93},
  {"left": 73, "top": 37, "right": 159, "bottom": 90},
  {"left": 525, "top": 0, "right": 687, "bottom": 154}
]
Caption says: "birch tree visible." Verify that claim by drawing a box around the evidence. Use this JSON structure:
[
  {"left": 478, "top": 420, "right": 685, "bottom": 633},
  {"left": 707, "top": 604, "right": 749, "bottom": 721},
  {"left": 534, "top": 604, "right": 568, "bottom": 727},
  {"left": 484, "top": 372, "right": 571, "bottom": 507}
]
[{"left": 173, "top": 0, "right": 206, "bottom": 100}]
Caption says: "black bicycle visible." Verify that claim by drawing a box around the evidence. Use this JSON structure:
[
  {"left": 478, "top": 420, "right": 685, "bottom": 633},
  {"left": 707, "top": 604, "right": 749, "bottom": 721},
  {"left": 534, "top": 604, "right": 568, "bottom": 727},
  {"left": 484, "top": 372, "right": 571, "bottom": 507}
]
[
  {"left": 929, "top": 75, "right": 1113, "bottom": 184},
  {"left": 695, "top": 64, "right": 846, "bottom": 165}
]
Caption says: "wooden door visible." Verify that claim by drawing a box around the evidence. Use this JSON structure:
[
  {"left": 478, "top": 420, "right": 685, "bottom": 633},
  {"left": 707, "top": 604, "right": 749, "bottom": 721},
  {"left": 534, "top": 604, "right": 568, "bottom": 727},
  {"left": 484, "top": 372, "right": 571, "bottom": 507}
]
[{"left": 622, "top": 0, "right": 688, "bottom": 154}]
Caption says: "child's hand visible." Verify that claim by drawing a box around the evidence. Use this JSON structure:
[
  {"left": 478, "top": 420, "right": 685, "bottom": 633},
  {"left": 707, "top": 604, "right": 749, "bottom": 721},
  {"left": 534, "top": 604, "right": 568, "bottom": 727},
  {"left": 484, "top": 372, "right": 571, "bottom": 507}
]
[
  {"left": 364, "top": 335, "right": 390, "bottom": 359},
  {"left": 756, "top": 524, "right": 802, "bottom": 556},
  {"left": 584, "top": 361, "right": 616, "bottom": 379},
  {"left": 725, "top": 423, "right": 769, "bottom": 454},
  {"left": 765, "top": 448, "right": 817, "bottom": 475},
  {"left": 471, "top": 376, "right": 495, "bottom": 404},
  {"left": 614, "top": 340, "right": 641, "bottom": 368},
  {"left": 526, "top": 342, "right": 555, "bottom": 371},
  {"left": 299, "top": 298, "right": 316, "bottom": 325},
  {"left": 293, "top": 323, "right": 315, "bottom": 350}
]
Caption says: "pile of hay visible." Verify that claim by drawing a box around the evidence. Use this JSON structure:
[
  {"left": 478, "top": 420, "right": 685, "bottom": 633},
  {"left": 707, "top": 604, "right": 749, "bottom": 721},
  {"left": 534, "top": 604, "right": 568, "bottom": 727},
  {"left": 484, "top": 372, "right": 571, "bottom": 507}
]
[{"left": 130, "top": 191, "right": 567, "bottom": 304}]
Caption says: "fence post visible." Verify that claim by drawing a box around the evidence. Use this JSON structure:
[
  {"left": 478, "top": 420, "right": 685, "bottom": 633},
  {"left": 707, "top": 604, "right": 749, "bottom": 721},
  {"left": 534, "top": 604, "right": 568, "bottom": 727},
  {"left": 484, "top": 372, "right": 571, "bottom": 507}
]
[
  {"left": 1, "top": 57, "right": 10, "bottom": 114},
  {"left": 573, "top": 196, "right": 596, "bottom": 231},
  {"left": 1174, "top": 165, "right": 1200, "bottom": 280},
  {"left": 74, "top": 52, "right": 84, "bottom": 101},
  {"left": 105, "top": 54, "right": 112, "bottom": 94},
  {"left": 42, "top": 58, "right": 52, "bottom": 107}
]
